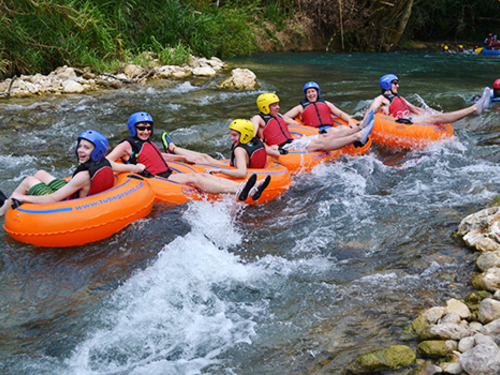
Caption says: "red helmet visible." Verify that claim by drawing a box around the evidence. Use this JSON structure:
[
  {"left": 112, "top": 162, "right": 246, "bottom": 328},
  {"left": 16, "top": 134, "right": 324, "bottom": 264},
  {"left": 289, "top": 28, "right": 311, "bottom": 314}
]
[
  {"left": 490, "top": 33, "right": 493, "bottom": 37},
  {"left": 494, "top": 79, "right": 500, "bottom": 89}
]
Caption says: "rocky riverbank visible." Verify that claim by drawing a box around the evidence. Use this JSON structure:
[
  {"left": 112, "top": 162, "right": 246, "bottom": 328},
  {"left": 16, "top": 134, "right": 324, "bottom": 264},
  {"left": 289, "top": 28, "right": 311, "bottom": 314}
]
[
  {"left": 343, "top": 205, "right": 500, "bottom": 374},
  {"left": 0, "top": 55, "right": 260, "bottom": 98}
]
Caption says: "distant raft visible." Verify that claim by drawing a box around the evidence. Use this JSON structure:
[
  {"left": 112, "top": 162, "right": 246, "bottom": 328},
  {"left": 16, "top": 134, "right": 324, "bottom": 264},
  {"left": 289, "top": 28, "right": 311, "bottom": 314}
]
[
  {"left": 372, "top": 113, "right": 454, "bottom": 150},
  {"left": 3, "top": 173, "right": 155, "bottom": 247},
  {"left": 145, "top": 160, "right": 292, "bottom": 206},
  {"left": 279, "top": 117, "right": 371, "bottom": 173}
]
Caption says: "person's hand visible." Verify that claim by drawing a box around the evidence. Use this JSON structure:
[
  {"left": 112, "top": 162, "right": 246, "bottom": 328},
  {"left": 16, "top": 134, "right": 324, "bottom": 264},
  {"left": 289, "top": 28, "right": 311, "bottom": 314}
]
[
  {"left": 183, "top": 156, "right": 197, "bottom": 164},
  {"left": 135, "top": 163, "right": 146, "bottom": 173},
  {"left": 204, "top": 168, "right": 220, "bottom": 175},
  {"left": 10, "top": 192, "right": 26, "bottom": 203}
]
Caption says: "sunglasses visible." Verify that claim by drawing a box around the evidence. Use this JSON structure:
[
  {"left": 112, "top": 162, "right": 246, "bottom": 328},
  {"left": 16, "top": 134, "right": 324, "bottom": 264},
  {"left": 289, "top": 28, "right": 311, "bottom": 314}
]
[
  {"left": 136, "top": 126, "right": 152, "bottom": 131},
  {"left": 391, "top": 81, "right": 399, "bottom": 86}
]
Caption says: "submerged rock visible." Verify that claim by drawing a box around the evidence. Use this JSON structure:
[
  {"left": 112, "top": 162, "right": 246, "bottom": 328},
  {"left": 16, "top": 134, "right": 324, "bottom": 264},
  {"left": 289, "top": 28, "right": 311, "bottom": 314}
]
[{"left": 349, "top": 344, "right": 416, "bottom": 373}]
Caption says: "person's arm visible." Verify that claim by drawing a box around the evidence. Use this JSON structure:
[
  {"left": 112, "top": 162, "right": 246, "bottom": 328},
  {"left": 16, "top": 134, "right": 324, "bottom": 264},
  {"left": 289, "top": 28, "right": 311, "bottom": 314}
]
[
  {"left": 108, "top": 159, "right": 145, "bottom": 173},
  {"left": 402, "top": 97, "right": 423, "bottom": 115},
  {"left": 205, "top": 147, "right": 248, "bottom": 179},
  {"left": 283, "top": 105, "right": 302, "bottom": 124},
  {"left": 251, "top": 115, "right": 265, "bottom": 140},
  {"left": 326, "top": 101, "right": 357, "bottom": 128},
  {"left": 161, "top": 152, "right": 199, "bottom": 164},
  {"left": 11, "top": 171, "right": 89, "bottom": 204},
  {"left": 106, "top": 142, "right": 131, "bottom": 162},
  {"left": 266, "top": 144, "right": 280, "bottom": 158}
]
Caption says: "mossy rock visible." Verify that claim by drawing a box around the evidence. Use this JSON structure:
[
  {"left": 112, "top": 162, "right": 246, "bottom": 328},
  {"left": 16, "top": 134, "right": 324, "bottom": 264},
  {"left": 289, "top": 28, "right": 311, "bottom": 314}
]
[
  {"left": 417, "top": 340, "right": 457, "bottom": 357},
  {"left": 349, "top": 345, "right": 416, "bottom": 373}
]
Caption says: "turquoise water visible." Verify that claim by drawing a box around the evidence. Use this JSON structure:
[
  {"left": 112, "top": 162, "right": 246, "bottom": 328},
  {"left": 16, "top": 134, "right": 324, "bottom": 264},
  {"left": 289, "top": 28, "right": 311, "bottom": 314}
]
[{"left": 0, "top": 51, "right": 499, "bottom": 374}]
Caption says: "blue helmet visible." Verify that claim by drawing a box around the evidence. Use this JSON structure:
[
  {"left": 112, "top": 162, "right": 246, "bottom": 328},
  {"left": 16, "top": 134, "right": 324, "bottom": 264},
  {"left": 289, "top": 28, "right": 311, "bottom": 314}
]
[
  {"left": 76, "top": 129, "right": 109, "bottom": 162},
  {"left": 127, "top": 111, "right": 154, "bottom": 137},
  {"left": 380, "top": 74, "right": 399, "bottom": 90},
  {"left": 303, "top": 81, "right": 321, "bottom": 98}
]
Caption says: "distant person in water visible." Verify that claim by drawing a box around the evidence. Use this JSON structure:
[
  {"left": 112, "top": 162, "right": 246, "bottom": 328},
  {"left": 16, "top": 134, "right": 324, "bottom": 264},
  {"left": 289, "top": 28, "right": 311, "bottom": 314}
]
[
  {"left": 456, "top": 45, "right": 465, "bottom": 53},
  {"left": 442, "top": 45, "right": 452, "bottom": 53},
  {"left": 472, "top": 79, "right": 500, "bottom": 103},
  {"left": 0, "top": 129, "right": 145, "bottom": 216},
  {"left": 251, "top": 92, "right": 374, "bottom": 151},
  {"left": 367, "top": 74, "right": 491, "bottom": 124}
]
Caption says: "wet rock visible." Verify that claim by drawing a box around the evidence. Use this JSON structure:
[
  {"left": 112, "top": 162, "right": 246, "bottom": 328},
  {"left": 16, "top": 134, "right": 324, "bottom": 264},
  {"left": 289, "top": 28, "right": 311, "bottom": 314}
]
[
  {"left": 478, "top": 298, "right": 500, "bottom": 323},
  {"left": 474, "top": 332, "right": 498, "bottom": 347},
  {"left": 408, "top": 359, "right": 443, "bottom": 374},
  {"left": 438, "top": 361, "right": 462, "bottom": 374},
  {"left": 477, "top": 251, "right": 500, "bottom": 271},
  {"left": 457, "top": 207, "right": 500, "bottom": 252},
  {"left": 481, "top": 317, "right": 500, "bottom": 336},
  {"left": 472, "top": 267, "right": 500, "bottom": 292},
  {"left": 439, "top": 312, "right": 461, "bottom": 325},
  {"left": 458, "top": 336, "right": 475, "bottom": 352},
  {"left": 62, "top": 80, "right": 84, "bottom": 93},
  {"left": 123, "top": 64, "right": 144, "bottom": 78},
  {"left": 192, "top": 66, "right": 216, "bottom": 76},
  {"left": 460, "top": 344, "right": 500, "bottom": 375},
  {"left": 417, "top": 340, "right": 457, "bottom": 357},
  {"left": 217, "top": 68, "right": 259, "bottom": 90},
  {"left": 445, "top": 298, "right": 471, "bottom": 320},
  {"left": 411, "top": 307, "right": 447, "bottom": 335},
  {"left": 418, "top": 323, "right": 472, "bottom": 341},
  {"left": 349, "top": 344, "right": 416, "bottom": 373}
]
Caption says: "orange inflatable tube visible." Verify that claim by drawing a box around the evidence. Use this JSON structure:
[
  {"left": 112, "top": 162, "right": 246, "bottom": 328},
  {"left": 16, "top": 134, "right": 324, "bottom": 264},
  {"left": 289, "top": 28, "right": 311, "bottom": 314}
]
[
  {"left": 372, "top": 113, "right": 454, "bottom": 149},
  {"left": 278, "top": 116, "right": 371, "bottom": 173},
  {"left": 3, "top": 173, "right": 155, "bottom": 247},
  {"left": 142, "top": 160, "right": 291, "bottom": 206}
]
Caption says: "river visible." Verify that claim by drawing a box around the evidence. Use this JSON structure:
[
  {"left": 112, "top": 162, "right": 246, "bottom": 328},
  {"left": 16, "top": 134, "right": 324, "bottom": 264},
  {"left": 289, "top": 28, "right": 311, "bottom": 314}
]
[{"left": 0, "top": 51, "right": 499, "bottom": 374}]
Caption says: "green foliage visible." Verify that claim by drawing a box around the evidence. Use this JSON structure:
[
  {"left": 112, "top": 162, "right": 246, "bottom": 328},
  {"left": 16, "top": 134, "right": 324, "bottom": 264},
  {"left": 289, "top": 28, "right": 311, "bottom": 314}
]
[{"left": 0, "top": 0, "right": 259, "bottom": 78}]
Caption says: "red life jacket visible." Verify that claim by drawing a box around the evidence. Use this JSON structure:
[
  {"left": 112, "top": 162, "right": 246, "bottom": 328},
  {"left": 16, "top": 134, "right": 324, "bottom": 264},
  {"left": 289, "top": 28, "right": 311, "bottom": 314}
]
[
  {"left": 124, "top": 136, "right": 171, "bottom": 176},
  {"left": 384, "top": 94, "right": 411, "bottom": 119},
  {"left": 260, "top": 113, "right": 292, "bottom": 147},
  {"left": 71, "top": 158, "right": 114, "bottom": 198},
  {"left": 230, "top": 137, "right": 267, "bottom": 169},
  {"left": 300, "top": 98, "right": 334, "bottom": 127}
]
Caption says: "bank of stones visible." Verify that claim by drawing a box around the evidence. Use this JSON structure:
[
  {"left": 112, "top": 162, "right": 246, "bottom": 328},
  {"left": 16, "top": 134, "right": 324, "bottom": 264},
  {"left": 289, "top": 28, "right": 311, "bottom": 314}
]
[{"left": 0, "top": 56, "right": 260, "bottom": 97}]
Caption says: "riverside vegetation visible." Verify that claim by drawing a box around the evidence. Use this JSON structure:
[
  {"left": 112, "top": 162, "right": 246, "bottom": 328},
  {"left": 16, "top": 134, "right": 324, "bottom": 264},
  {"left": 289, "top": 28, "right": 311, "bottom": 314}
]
[{"left": 1, "top": 0, "right": 499, "bottom": 79}]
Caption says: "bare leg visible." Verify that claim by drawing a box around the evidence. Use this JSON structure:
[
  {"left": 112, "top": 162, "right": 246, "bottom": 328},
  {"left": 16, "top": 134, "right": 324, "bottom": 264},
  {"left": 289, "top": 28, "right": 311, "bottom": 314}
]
[
  {"left": 306, "top": 132, "right": 363, "bottom": 152},
  {"left": 426, "top": 105, "right": 477, "bottom": 124},
  {"left": 173, "top": 147, "right": 222, "bottom": 165},
  {"left": 169, "top": 172, "right": 241, "bottom": 194}
]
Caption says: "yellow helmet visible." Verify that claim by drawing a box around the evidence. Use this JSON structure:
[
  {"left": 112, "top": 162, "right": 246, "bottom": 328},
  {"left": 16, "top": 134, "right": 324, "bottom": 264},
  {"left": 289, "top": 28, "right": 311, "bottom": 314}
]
[
  {"left": 229, "top": 119, "right": 255, "bottom": 144},
  {"left": 444, "top": 45, "right": 448, "bottom": 50},
  {"left": 459, "top": 45, "right": 463, "bottom": 48},
  {"left": 256, "top": 93, "right": 279, "bottom": 115}
]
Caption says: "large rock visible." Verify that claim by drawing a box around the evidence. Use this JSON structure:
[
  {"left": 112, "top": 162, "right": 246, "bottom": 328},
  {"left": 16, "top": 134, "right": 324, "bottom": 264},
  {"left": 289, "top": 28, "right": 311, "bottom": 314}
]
[
  {"left": 457, "top": 207, "right": 500, "bottom": 252},
  {"left": 62, "top": 80, "right": 84, "bottom": 93},
  {"left": 349, "top": 345, "right": 416, "bottom": 373},
  {"left": 445, "top": 298, "right": 471, "bottom": 320},
  {"left": 418, "top": 323, "right": 472, "bottom": 341},
  {"left": 123, "top": 64, "right": 144, "bottom": 78},
  {"left": 192, "top": 66, "right": 216, "bottom": 76},
  {"left": 472, "top": 267, "right": 500, "bottom": 292},
  {"left": 417, "top": 340, "right": 457, "bottom": 357},
  {"left": 411, "top": 307, "right": 446, "bottom": 335},
  {"left": 217, "top": 68, "right": 259, "bottom": 90},
  {"left": 478, "top": 298, "right": 500, "bottom": 323},
  {"left": 477, "top": 251, "right": 500, "bottom": 271},
  {"left": 460, "top": 344, "right": 500, "bottom": 375}
]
